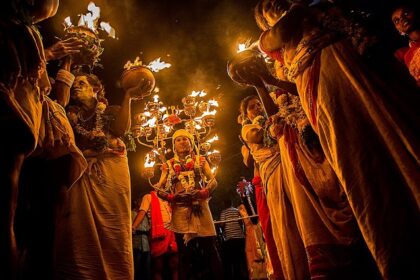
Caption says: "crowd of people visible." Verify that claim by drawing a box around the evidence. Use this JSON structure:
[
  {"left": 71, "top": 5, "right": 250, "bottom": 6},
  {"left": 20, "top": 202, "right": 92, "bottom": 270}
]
[{"left": 0, "top": 0, "right": 419, "bottom": 280}]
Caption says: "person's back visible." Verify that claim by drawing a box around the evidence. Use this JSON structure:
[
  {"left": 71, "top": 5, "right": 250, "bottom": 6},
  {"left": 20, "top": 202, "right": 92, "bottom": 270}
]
[
  {"left": 220, "top": 201, "right": 248, "bottom": 280},
  {"left": 220, "top": 207, "right": 245, "bottom": 241}
]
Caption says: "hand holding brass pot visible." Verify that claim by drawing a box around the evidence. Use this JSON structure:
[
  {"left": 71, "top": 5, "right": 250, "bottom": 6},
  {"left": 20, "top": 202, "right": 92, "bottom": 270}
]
[
  {"left": 64, "top": 26, "right": 103, "bottom": 67},
  {"left": 121, "top": 66, "right": 156, "bottom": 99},
  {"left": 227, "top": 50, "right": 270, "bottom": 87}
]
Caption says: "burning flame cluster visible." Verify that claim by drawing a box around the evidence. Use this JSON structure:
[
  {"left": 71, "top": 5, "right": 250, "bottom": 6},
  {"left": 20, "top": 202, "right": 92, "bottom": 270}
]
[
  {"left": 134, "top": 90, "right": 221, "bottom": 175},
  {"left": 63, "top": 2, "right": 116, "bottom": 38},
  {"left": 124, "top": 57, "right": 172, "bottom": 73}
]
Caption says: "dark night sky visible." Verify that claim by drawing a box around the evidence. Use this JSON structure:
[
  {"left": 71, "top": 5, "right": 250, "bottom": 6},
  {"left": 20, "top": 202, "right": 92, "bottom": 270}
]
[
  {"left": 39, "top": 0, "right": 405, "bottom": 215},
  {"left": 40, "top": 0, "right": 263, "bottom": 215}
]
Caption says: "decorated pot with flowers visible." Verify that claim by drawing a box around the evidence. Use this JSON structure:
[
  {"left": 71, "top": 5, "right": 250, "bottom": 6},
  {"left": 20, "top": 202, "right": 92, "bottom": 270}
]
[{"left": 65, "top": 26, "right": 103, "bottom": 67}]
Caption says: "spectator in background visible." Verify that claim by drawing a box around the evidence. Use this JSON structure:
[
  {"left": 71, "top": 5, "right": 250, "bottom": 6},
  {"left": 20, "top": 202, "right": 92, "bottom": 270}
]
[
  {"left": 132, "top": 198, "right": 151, "bottom": 280},
  {"left": 392, "top": 2, "right": 420, "bottom": 86},
  {"left": 132, "top": 191, "right": 178, "bottom": 280},
  {"left": 220, "top": 199, "right": 248, "bottom": 280}
]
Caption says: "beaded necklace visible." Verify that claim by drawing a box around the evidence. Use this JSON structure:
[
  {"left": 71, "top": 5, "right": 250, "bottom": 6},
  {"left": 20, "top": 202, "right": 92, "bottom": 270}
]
[{"left": 73, "top": 101, "right": 106, "bottom": 139}]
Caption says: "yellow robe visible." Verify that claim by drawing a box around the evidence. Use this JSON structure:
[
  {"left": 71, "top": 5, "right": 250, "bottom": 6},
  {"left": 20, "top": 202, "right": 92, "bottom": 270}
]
[{"left": 288, "top": 37, "right": 420, "bottom": 278}]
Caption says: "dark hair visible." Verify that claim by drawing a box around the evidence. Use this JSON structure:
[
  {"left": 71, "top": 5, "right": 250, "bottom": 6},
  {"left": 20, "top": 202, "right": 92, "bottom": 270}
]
[
  {"left": 224, "top": 198, "right": 233, "bottom": 208},
  {"left": 239, "top": 95, "right": 260, "bottom": 124},
  {"left": 390, "top": 1, "right": 419, "bottom": 15}
]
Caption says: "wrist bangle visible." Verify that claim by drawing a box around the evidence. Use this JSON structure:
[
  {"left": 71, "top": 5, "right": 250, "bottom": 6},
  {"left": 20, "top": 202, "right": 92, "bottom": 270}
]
[{"left": 56, "top": 69, "right": 75, "bottom": 88}]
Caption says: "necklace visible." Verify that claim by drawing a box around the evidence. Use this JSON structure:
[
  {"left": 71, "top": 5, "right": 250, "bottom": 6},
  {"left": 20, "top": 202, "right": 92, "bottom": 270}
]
[
  {"left": 74, "top": 104, "right": 105, "bottom": 139},
  {"left": 78, "top": 109, "right": 96, "bottom": 123}
]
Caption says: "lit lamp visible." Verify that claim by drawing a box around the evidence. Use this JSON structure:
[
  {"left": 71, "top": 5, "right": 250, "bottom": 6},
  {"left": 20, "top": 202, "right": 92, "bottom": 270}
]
[
  {"left": 182, "top": 96, "right": 196, "bottom": 117},
  {"left": 207, "top": 150, "right": 221, "bottom": 166},
  {"left": 143, "top": 153, "right": 156, "bottom": 179},
  {"left": 185, "top": 120, "right": 197, "bottom": 135},
  {"left": 134, "top": 113, "right": 148, "bottom": 126},
  {"left": 62, "top": 3, "right": 116, "bottom": 69},
  {"left": 200, "top": 142, "right": 211, "bottom": 153},
  {"left": 131, "top": 124, "right": 145, "bottom": 138},
  {"left": 201, "top": 111, "right": 216, "bottom": 127}
]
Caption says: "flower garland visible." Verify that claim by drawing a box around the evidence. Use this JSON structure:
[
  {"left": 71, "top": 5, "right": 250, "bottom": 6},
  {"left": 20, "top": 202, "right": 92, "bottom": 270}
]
[
  {"left": 165, "top": 154, "right": 205, "bottom": 193},
  {"left": 252, "top": 115, "right": 275, "bottom": 147},
  {"left": 73, "top": 101, "right": 108, "bottom": 151},
  {"left": 270, "top": 92, "right": 307, "bottom": 132}
]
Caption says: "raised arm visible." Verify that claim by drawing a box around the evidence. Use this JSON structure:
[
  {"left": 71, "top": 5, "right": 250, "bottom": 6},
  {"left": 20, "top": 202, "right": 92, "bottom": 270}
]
[
  {"left": 52, "top": 56, "right": 73, "bottom": 107},
  {"left": 111, "top": 80, "right": 153, "bottom": 137}
]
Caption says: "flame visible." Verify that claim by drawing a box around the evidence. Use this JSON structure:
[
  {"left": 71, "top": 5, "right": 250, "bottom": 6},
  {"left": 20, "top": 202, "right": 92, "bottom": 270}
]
[
  {"left": 195, "top": 124, "right": 202, "bottom": 130},
  {"left": 153, "top": 94, "right": 159, "bottom": 103},
  {"left": 163, "top": 125, "right": 172, "bottom": 133},
  {"left": 147, "top": 117, "right": 157, "bottom": 127},
  {"left": 124, "top": 56, "right": 142, "bottom": 70},
  {"left": 147, "top": 58, "right": 171, "bottom": 73},
  {"left": 191, "top": 90, "right": 207, "bottom": 97},
  {"left": 159, "top": 106, "right": 167, "bottom": 112},
  {"left": 144, "top": 153, "right": 155, "bottom": 168},
  {"left": 77, "top": 15, "right": 86, "bottom": 27},
  {"left": 237, "top": 38, "right": 252, "bottom": 53},
  {"left": 208, "top": 149, "right": 220, "bottom": 155},
  {"left": 144, "top": 111, "right": 151, "bottom": 117},
  {"left": 208, "top": 99, "right": 219, "bottom": 107},
  {"left": 64, "top": 16, "right": 73, "bottom": 28},
  {"left": 68, "top": 2, "right": 116, "bottom": 38},
  {"left": 87, "top": 2, "right": 100, "bottom": 20},
  {"left": 202, "top": 110, "right": 217, "bottom": 116},
  {"left": 211, "top": 167, "right": 217, "bottom": 174},
  {"left": 207, "top": 135, "right": 219, "bottom": 143},
  {"left": 99, "top": 22, "right": 116, "bottom": 38},
  {"left": 237, "top": 43, "right": 247, "bottom": 53}
]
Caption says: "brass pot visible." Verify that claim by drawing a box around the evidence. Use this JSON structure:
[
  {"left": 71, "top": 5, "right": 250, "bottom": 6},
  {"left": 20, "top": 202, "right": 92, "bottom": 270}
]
[
  {"left": 120, "top": 66, "right": 156, "bottom": 97},
  {"left": 142, "top": 166, "right": 155, "bottom": 179},
  {"left": 227, "top": 50, "right": 269, "bottom": 86},
  {"left": 208, "top": 151, "right": 221, "bottom": 166}
]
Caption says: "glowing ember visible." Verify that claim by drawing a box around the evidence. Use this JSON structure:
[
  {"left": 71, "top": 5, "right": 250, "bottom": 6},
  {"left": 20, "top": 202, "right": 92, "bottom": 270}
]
[
  {"left": 153, "top": 94, "right": 159, "bottom": 103},
  {"left": 147, "top": 58, "right": 171, "bottom": 73},
  {"left": 211, "top": 167, "right": 217, "bottom": 174}
]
